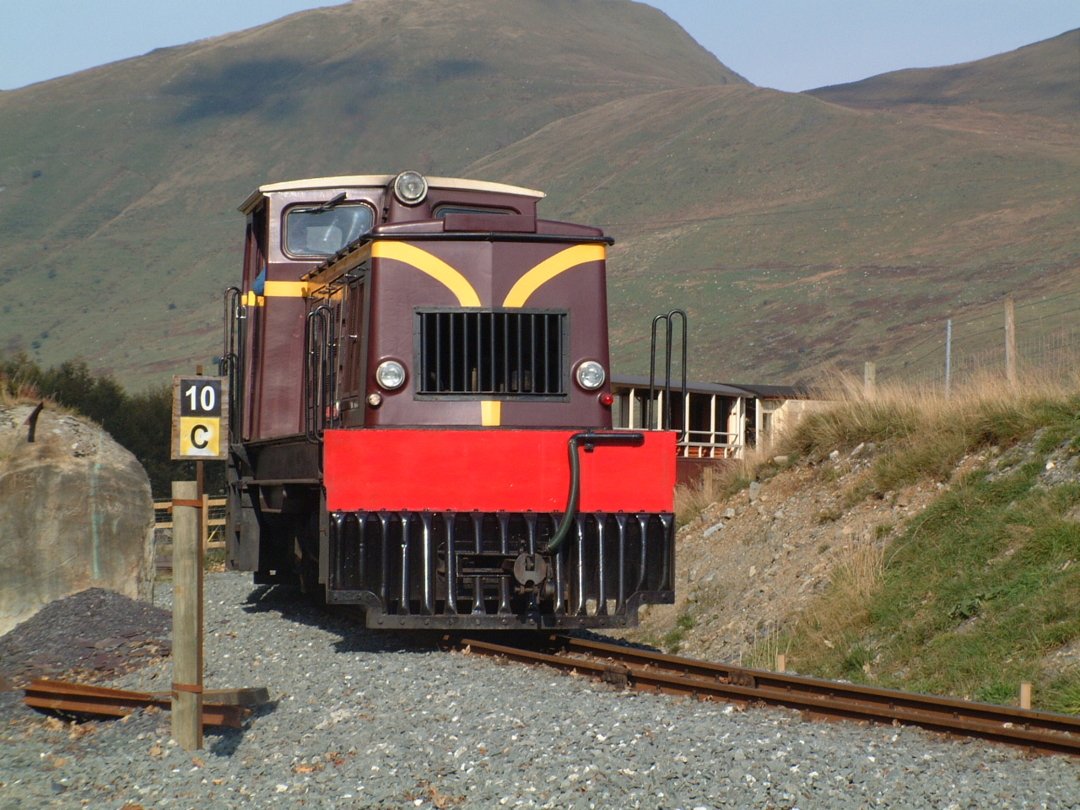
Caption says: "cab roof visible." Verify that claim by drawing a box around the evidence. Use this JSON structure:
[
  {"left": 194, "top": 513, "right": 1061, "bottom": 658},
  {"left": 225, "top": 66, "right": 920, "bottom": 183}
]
[{"left": 239, "top": 174, "right": 546, "bottom": 214}]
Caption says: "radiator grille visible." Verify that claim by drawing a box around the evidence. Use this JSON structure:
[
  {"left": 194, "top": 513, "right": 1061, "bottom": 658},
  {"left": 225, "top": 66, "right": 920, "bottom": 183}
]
[{"left": 416, "top": 309, "right": 567, "bottom": 397}]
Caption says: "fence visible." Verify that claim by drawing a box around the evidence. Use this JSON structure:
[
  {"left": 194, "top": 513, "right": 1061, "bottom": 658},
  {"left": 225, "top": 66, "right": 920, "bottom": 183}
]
[
  {"left": 153, "top": 496, "right": 226, "bottom": 571},
  {"left": 870, "top": 289, "right": 1080, "bottom": 389}
]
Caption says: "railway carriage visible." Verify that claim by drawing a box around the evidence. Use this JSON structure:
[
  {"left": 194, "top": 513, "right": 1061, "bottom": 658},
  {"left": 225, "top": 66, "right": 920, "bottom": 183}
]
[{"left": 223, "top": 171, "right": 675, "bottom": 628}]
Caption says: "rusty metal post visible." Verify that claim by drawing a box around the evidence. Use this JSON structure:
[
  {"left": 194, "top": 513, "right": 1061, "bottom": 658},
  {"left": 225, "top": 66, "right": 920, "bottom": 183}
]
[
  {"left": 24, "top": 401, "right": 44, "bottom": 442},
  {"left": 172, "top": 480, "right": 204, "bottom": 750}
]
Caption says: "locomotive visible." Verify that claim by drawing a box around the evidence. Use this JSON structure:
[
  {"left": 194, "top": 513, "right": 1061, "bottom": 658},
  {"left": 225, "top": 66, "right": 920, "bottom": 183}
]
[{"left": 222, "top": 171, "right": 676, "bottom": 629}]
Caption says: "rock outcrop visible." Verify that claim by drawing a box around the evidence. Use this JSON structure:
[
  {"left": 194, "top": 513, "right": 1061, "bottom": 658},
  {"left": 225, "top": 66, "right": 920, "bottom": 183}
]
[{"left": 0, "top": 403, "right": 154, "bottom": 636}]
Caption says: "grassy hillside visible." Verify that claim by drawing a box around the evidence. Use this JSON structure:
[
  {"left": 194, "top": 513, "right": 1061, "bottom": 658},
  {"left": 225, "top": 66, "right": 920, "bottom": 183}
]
[
  {"left": 470, "top": 83, "right": 1080, "bottom": 380},
  {"left": 809, "top": 28, "right": 1080, "bottom": 120},
  {"left": 0, "top": 0, "right": 738, "bottom": 384},
  {"left": 644, "top": 374, "right": 1080, "bottom": 713},
  {"left": 0, "top": 2, "right": 1076, "bottom": 390}
]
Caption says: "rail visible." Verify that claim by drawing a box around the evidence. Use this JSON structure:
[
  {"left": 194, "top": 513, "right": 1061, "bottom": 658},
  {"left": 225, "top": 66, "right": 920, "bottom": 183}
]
[
  {"left": 23, "top": 678, "right": 262, "bottom": 728},
  {"left": 444, "top": 634, "right": 1080, "bottom": 757}
]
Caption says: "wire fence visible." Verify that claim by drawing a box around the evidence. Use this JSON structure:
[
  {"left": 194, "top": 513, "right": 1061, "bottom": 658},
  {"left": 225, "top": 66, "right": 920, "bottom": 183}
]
[{"left": 872, "top": 289, "right": 1080, "bottom": 389}]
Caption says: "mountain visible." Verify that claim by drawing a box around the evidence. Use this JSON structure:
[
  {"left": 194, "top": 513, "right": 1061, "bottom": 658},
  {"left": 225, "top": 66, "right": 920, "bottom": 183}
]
[
  {"left": 809, "top": 28, "right": 1079, "bottom": 120},
  {"left": 0, "top": 2, "right": 1076, "bottom": 389},
  {"left": 0, "top": 0, "right": 739, "bottom": 383},
  {"left": 472, "top": 31, "right": 1080, "bottom": 378}
]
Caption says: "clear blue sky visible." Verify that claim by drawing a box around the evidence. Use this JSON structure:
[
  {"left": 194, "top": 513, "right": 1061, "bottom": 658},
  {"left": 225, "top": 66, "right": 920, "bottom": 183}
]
[{"left": 1, "top": 1, "right": 1077, "bottom": 92}]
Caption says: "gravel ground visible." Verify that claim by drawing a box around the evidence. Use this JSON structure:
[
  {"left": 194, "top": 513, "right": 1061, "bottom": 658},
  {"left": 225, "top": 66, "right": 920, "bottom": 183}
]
[{"left": 1, "top": 572, "right": 1077, "bottom": 809}]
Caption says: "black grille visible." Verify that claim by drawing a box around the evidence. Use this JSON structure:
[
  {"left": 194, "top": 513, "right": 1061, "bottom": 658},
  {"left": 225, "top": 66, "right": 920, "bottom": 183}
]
[{"left": 416, "top": 309, "right": 567, "bottom": 397}]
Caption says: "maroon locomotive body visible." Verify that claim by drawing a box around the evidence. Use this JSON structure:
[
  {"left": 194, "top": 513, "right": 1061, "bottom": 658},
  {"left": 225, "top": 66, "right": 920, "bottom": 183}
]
[{"left": 223, "top": 172, "right": 675, "bottom": 628}]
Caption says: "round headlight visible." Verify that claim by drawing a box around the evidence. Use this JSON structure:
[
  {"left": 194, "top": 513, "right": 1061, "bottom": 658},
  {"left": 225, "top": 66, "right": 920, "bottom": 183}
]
[
  {"left": 393, "top": 171, "right": 428, "bottom": 205},
  {"left": 575, "top": 360, "right": 606, "bottom": 391},
  {"left": 375, "top": 360, "right": 407, "bottom": 390}
]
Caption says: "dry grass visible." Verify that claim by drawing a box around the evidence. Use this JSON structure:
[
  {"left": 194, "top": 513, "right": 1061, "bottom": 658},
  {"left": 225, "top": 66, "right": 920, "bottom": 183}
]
[
  {"left": 741, "top": 624, "right": 794, "bottom": 672},
  {"left": 784, "top": 369, "right": 1080, "bottom": 493},
  {"left": 797, "top": 367, "right": 1080, "bottom": 445},
  {"left": 798, "top": 537, "right": 886, "bottom": 657},
  {"left": 0, "top": 376, "right": 42, "bottom": 406},
  {"left": 674, "top": 447, "right": 778, "bottom": 526}
]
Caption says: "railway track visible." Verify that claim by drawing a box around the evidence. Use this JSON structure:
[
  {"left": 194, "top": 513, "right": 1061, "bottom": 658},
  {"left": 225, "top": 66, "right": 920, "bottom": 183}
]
[{"left": 443, "top": 633, "right": 1080, "bottom": 757}]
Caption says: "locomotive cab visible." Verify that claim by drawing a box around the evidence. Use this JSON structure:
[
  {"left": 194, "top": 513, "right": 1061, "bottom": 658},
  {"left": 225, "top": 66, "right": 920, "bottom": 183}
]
[{"left": 224, "top": 172, "right": 676, "bottom": 629}]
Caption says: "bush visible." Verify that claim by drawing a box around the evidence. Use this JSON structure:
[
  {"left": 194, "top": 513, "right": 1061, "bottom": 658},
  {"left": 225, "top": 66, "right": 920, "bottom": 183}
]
[{"left": 1, "top": 352, "right": 222, "bottom": 497}]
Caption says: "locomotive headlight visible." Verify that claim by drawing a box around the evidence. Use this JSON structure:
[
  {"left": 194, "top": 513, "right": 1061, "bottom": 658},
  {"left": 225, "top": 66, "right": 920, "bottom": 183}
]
[
  {"left": 393, "top": 171, "right": 428, "bottom": 205},
  {"left": 575, "top": 360, "right": 606, "bottom": 391},
  {"left": 375, "top": 359, "right": 407, "bottom": 390}
]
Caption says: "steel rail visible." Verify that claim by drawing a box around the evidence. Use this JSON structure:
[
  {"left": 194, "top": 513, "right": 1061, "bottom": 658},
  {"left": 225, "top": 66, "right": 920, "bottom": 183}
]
[
  {"left": 449, "top": 635, "right": 1080, "bottom": 757},
  {"left": 23, "top": 678, "right": 251, "bottom": 728}
]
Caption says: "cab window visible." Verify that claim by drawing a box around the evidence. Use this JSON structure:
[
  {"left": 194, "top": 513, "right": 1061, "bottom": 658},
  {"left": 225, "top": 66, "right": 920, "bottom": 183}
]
[{"left": 285, "top": 203, "right": 375, "bottom": 257}]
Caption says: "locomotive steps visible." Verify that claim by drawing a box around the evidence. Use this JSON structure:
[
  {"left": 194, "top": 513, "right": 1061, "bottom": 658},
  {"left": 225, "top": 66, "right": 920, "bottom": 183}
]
[{"left": 622, "top": 372, "right": 1080, "bottom": 716}]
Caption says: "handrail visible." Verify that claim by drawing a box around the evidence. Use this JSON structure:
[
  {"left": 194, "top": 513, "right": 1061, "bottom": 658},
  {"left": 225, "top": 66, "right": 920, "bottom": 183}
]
[
  {"left": 304, "top": 304, "right": 336, "bottom": 443},
  {"left": 647, "top": 309, "right": 688, "bottom": 435},
  {"left": 220, "top": 286, "right": 245, "bottom": 443}
]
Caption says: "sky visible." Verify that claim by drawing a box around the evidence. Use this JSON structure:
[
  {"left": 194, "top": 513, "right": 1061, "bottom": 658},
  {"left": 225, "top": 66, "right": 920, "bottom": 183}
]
[{"left": 1, "top": 1, "right": 1077, "bottom": 93}]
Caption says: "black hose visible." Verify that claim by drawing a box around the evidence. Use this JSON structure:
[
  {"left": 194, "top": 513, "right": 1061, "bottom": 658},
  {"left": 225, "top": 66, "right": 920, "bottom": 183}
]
[{"left": 543, "top": 431, "right": 645, "bottom": 554}]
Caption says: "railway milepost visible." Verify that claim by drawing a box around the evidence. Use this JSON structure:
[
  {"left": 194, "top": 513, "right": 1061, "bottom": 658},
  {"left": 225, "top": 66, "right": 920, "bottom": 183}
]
[{"left": 170, "top": 372, "right": 229, "bottom": 750}]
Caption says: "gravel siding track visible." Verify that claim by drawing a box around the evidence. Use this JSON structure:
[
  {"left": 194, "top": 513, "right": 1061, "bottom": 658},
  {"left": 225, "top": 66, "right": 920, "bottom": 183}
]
[{"left": 1, "top": 572, "right": 1077, "bottom": 809}]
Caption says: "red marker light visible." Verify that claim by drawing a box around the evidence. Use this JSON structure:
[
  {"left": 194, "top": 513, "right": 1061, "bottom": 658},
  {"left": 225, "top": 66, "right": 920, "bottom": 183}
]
[{"left": 599, "top": 392, "right": 614, "bottom": 407}]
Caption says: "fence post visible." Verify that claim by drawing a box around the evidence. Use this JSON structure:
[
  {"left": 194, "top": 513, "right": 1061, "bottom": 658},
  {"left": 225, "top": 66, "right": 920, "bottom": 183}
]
[
  {"left": 945, "top": 319, "right": 953, "bottom": 399},
  {"left": 172, "top": 480, "right": 204, "bottom": 751},
  {"left": 1005, "top": 296, "right": 1017, "bottom": 385},
  {"left": 863, "top": 362, "right": 876, "bottom": 398}
]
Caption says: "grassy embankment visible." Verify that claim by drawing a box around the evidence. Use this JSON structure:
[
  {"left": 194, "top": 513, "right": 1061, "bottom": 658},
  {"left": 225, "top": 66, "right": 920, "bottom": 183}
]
[{"left": 676, "top": 372, "right": 1080, "bottom": 713}]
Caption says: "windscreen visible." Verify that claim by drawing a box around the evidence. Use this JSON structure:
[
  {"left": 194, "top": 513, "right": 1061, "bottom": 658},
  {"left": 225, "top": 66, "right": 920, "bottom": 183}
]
[{"left": 285, "top": 203, "right": 375, "bottom": 257}]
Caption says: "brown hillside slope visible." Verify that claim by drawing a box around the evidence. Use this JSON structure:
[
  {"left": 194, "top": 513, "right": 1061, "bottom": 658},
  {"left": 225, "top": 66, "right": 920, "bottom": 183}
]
[
  {"left": 623, "top": 436, "right": 1080, "bottom": 710},
  {"left": 0, "top": 6, "right": 1075, "bottom": 388},
  {"left": 809, "top": 28, "right": 1080, "bottom": 122},
  {"left": 0, "top": 0, "right": 739, "bottom": 384},
  {"left": 470, "top": 83, "right": 1080, "bottom": 380}
]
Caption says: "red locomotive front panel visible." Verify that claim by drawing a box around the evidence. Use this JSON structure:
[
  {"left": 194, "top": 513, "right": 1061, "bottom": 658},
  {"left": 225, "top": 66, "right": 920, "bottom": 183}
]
[{"left": 323, "top": 428, "right": 676, "bottom": 513}]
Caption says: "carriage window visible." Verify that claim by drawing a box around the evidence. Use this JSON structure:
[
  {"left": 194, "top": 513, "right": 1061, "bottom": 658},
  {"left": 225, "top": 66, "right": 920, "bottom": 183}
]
[{"left": 285, "top": 203, "right": 375, "bottom": 257}]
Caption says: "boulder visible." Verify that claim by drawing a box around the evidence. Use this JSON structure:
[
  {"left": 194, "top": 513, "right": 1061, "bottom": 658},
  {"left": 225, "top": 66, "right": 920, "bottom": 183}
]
[{"left": 0, "top": 403, "right": 154, "bottom": 636}]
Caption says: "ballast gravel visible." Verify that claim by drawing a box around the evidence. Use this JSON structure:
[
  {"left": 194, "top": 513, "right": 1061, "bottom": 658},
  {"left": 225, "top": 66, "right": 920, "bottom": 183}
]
[{"left": 1, "top": 572, "right": 1077, "bottom": 809}]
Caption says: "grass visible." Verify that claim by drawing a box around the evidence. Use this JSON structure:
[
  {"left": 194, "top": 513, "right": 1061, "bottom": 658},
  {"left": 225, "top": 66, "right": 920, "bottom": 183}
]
[
  {"left": 662, "top": 612, "right": 695, "bottom": 655},
  {"left": 3, "top": 17, "right": 1078, "bottom": 389},
  {"left": 787, "top": 371, "right": 1080, "bottom": 491},
  {"left": 758, "top": 371, "right": 1080, "bottom": 711},
  {"left": 674, "top": 448, "right": 778, "bottom": 527}
]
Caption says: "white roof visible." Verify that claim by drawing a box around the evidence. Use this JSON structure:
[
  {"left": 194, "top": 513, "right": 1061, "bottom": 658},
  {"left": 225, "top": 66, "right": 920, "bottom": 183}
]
[{"left": 241, "top": 174, "right": 545, "bottom": 212}]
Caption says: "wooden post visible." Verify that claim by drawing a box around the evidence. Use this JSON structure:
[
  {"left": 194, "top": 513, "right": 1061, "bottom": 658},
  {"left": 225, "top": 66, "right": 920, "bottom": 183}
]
[
  {"left": 775, "top": 654, "right": 786, "bottom": 673},
  {"left": 863, "top": 362, "right": 876, "bottom": 399},
  {"left": 172, "top": 480, "right": 204, "bottom": 750},
  {"left": 944, "top": 319, "right": 953, "bottom": 399},
  {"left": 1004, "top": 296, "right": 1017, "bottom": 385},
  {"left": 1020, "top": 682, "right": 1032, "bottom": 710}
]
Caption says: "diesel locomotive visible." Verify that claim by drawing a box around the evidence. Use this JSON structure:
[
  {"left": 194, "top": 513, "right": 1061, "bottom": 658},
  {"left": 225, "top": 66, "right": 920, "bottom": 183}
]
[{"left": 222, "top": 171, "right": 676, "bottom": 629}]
